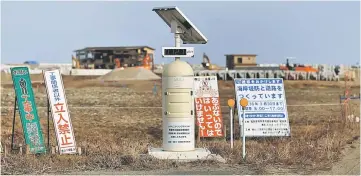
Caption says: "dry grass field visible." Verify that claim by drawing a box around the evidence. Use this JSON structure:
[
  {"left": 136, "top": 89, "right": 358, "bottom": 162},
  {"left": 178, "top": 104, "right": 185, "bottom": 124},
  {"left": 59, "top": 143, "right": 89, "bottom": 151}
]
[{"left": 0, "top": 75, "right": 360, "bottom": 175}]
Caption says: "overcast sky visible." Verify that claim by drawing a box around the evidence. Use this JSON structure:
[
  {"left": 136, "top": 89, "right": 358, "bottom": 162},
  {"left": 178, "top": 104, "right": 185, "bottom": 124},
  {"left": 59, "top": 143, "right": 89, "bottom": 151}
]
[{"left": 1, "top": 1, "right": 360, "bottom": 66}]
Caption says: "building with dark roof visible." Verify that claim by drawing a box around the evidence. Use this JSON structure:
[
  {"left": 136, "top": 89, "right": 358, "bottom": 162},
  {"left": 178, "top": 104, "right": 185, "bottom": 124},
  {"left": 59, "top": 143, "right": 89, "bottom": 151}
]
[
  {"left": 225, "top": 54, "right": 258, "bottom": 69},
  {"left": 73, "top": 46, "right": 155, "bottom": 70}
]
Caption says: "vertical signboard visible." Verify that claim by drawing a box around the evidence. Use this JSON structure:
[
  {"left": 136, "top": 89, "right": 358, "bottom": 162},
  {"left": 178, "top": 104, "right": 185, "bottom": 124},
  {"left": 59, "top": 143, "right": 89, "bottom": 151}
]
[
  {"left": 11, "top": 67, "right": 46, "bottom": 154},
  {"left": 234, "top": 78, "right": 291, "bottom": 137},
  {"left": 43, "top": 70, "right": 77, "bottom": 154},
  {"left": 193, "top": 76, "right": 223, "bottom": 137}
]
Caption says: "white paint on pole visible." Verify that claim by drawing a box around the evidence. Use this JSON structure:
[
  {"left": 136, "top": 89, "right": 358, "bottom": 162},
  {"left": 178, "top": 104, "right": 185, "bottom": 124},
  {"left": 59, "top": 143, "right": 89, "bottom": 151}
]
[
  {"left": 242, "top": 108, "right": 246, "bottom": 159},
  {"left": 43, "top": 69, "right": 77, "bottom": 154},
  {"left": 230, "top": 108, "right": 233, "bottom": 149},
  {"left": 234, "top": 78, "right": 291, "bottom": 137}
]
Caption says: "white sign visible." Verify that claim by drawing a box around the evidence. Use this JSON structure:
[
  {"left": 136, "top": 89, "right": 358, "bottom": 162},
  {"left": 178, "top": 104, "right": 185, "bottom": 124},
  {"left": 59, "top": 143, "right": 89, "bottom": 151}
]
[
  {"left": 43, "top": 70, "right": 77, "bottom": 154},
  {"left": 193, "top": 76, "right": 219, "bottom": 98},
  {"left": 162, "top": 47, "right": 194, "bottom": 58},
  {"left": 234, "top": 78, "right": 291, "bottom": 137},
  {"left": 164, "top": 121, "right": 194, "bottom": 148}
]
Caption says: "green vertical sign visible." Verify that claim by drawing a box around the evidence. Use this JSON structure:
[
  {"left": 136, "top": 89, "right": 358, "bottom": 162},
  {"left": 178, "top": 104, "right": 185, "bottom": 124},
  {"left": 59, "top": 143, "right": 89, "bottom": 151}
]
[{"left": 11, "top": 67, "right": 46, "bottom": 154}]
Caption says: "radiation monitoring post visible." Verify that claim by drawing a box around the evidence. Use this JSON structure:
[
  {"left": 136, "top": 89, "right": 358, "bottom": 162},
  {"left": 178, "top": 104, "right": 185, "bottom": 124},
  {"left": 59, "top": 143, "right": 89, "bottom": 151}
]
[{"left": 234, "top": 78, "right": 291, "bottom": 137}]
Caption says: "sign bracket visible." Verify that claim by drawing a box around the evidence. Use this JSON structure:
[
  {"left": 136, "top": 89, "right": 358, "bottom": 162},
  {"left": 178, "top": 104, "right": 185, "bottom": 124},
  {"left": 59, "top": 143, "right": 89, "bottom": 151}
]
[{"left": 10, "top": 95, "right": 52, "bottom": 153}]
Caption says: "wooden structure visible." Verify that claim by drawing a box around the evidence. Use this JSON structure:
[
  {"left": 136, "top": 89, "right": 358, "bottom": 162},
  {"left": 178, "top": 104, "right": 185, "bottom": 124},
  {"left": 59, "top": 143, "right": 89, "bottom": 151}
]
[
  {"left": 73, "top": 46, "right": 155, "bottom": 70},
  {"left": 225, "top": 54, "right": 257, "bottom": 69}
]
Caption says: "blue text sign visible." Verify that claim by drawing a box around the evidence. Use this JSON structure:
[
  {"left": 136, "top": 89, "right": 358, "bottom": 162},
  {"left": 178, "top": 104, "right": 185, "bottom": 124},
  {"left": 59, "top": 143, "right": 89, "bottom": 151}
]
[{"left": 235, "top": 78, "right": 291, "bottom": 137}]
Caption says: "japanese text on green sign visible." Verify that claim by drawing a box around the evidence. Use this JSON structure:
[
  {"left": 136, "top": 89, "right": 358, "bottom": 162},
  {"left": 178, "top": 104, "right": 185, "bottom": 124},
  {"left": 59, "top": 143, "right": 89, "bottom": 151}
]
[{"left": 11, "top": 67, "right": 46, "bottom": 154}]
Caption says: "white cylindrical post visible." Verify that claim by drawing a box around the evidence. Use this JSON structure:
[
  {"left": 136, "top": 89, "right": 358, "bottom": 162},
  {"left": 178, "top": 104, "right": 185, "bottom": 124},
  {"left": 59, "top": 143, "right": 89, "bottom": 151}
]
[
  {"left": 242, "top": 107, "right": 246, "bottom": 159},
  {"left": 161, "top": 22, "right": 195, "bottom": 151},
  {"left": 162, "top": 60, "right": 195, "bottom": 152},
  {"left": 230, "top": 108, "right": 233, "bottom": 149}
]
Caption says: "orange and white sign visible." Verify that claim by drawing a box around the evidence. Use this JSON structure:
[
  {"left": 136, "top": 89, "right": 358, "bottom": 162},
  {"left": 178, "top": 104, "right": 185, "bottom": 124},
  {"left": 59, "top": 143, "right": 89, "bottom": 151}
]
[
  {"left": 43, "top": 70, "right": 77, "bottom": 154},
  {"left": 194, "top": 76, "right": 223, "bottom": 137}
]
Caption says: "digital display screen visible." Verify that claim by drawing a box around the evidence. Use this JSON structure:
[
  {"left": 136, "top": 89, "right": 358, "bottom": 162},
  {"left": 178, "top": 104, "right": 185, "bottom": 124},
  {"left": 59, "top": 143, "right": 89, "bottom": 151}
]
[{"left": 164, "top": 49, "right": 187, "bottom": 55}]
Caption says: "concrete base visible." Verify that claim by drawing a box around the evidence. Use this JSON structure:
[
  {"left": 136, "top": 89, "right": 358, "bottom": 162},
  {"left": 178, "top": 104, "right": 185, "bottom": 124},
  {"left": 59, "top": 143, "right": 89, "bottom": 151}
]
[{"left": 148, "top": 147, "right": 226, "bottom": 163}]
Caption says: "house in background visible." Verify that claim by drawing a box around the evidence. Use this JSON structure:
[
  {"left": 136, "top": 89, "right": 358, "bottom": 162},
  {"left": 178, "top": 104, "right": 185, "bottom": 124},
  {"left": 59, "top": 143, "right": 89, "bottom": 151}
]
[
  {"left": 73, "top": 46, "right": 155, "bottom": 71},
  {"left": 225, "top": 54, "right": 257, "bottom": 69}
]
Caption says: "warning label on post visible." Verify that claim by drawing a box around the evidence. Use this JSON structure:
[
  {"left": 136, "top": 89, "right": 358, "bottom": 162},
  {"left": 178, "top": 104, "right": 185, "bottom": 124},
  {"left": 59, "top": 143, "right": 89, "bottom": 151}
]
[{"left": 166, "top": 122, "right": 193, "bottom": 144}]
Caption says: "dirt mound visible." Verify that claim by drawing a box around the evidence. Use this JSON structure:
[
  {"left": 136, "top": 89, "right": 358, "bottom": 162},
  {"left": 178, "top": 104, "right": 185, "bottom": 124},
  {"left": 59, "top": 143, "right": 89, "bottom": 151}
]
[{"left": 98, "top": 67, "right": 161, "bottom": 81}]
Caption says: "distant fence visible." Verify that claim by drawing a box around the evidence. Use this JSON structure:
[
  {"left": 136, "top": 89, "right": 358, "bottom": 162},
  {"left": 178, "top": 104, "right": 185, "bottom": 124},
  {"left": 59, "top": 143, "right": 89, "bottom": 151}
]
[
  {"left": 1, "top": 64, "right": 72, "bottom": 75},
  {"left": 0, "top": 103, "right": 350, "bottom": 110},
  {"left": 1, "top": 64, "right": 359, "bottom": 81}
]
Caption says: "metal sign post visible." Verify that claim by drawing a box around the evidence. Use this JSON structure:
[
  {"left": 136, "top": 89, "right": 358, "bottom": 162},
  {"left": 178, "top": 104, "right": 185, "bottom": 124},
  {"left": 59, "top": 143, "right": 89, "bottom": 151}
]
[
  {"left": 46, "top": 98, "right": 51, "bottom": 152},
  {"left": 227, "top": 99, "right": 235, "bottom": 149},
  {"left": 242, "top": 107, "right": 246, "bottom": 159},
  {"left": 230, "top": 108, "right": 233, "bottom": 149},
  {"left": 240, "top": 98, "right": 248, "bottom": 160},
  {"left": 11, "top": 96, "right": 18, "bottom": 151}
]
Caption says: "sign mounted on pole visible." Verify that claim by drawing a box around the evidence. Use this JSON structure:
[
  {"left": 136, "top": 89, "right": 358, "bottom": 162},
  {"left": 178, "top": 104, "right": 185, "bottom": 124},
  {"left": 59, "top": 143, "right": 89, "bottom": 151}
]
[
  {"left": 11, "top": 67, "right": 46, "bottom": 154},
  {"left": 193, "top": 76, "right": 223, "bottom": 137},
  {"left": 234, "top": 78, "right": 291, "bottom": 137},
  {"left": 162, "top": 47, "right": 195, "bottom": 58},
  {"left": 43, "top": 69, "right": 77, "bottom": 154}
]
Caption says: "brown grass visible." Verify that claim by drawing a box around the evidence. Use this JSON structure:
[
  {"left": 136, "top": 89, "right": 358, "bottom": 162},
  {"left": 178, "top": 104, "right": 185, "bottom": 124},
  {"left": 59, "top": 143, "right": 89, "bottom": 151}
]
[{"left": 1, "top": 78, "right": 360, "bottom": 174}]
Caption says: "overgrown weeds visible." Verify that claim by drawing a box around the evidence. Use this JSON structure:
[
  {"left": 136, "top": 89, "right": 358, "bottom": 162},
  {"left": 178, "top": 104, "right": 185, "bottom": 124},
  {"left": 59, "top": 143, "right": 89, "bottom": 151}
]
[{"left": 1, "top": 80, "right": 360, "bottom": 174}]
